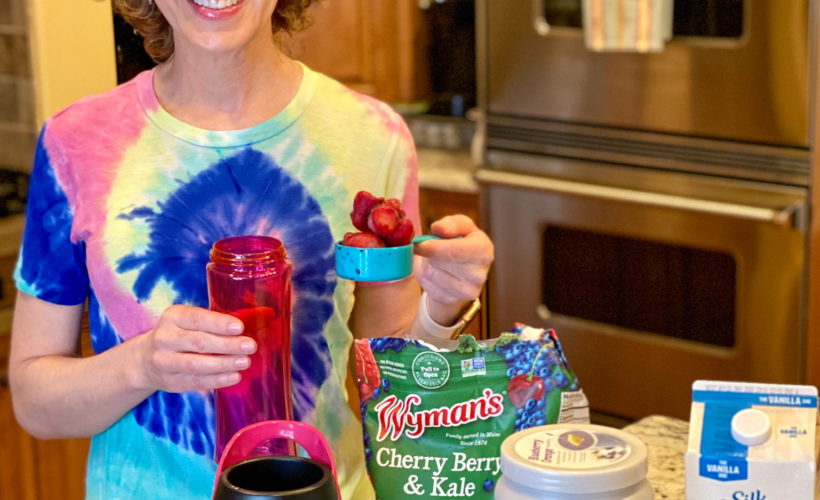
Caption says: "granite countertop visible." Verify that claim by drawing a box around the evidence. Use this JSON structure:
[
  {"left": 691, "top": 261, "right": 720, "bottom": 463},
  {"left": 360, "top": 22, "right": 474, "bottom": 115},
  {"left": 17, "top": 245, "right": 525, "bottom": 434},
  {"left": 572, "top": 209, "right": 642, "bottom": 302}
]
[
  {"left": 416, "top": 147, "right": 478, "bottom": 194},
  {"left": 623, "top": 415, "right": 689, "bottom": 500}
]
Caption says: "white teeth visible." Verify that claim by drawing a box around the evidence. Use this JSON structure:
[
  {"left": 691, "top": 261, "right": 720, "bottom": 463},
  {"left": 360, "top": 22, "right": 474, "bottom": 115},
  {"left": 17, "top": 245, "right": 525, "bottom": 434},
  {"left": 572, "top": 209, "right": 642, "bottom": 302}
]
[{"left": 192, "top": 0, "right": 238, "bottom": 9}]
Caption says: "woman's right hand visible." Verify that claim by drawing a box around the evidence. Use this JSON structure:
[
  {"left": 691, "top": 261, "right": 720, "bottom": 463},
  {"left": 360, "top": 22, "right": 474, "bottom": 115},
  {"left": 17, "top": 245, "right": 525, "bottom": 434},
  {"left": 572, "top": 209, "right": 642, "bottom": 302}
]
[{"left": 133, "top": 305, "right": 256, "bottom": 393}]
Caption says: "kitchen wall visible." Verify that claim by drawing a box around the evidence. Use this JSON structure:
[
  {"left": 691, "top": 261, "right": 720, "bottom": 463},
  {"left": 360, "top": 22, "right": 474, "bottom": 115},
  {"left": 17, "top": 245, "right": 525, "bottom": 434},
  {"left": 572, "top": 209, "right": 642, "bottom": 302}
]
[
  {"left": 27, "top": 0, "right": 117, "bottom": 127},
  {"left": 0, "top": 0, "right": 35, "bottom": 173}
]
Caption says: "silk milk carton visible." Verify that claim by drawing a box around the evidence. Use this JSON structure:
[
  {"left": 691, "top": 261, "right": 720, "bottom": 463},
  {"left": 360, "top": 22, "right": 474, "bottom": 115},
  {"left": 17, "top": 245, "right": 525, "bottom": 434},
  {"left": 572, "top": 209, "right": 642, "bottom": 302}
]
[{"left": 685, "top": 380, "right": 817, "bottom": 500}]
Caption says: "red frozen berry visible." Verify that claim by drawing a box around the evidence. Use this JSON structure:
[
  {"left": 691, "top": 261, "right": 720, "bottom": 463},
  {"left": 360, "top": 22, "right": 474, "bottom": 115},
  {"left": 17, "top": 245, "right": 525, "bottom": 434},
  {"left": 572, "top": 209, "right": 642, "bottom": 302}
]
[
  {"left": 354, "top": 339, "right": 381, "bottom": 402},
  {"left": 384, "top": 218, "right": 414, "bottom": 246},
  {"left": 351, "top": 191, "right": 384, "bottom": 232},
  {"left": 384, "top": 198, "right": 404, "bottom": 215},
  {"left": 507, "top": 374, "right": 546, "bottom": 408},
  {"left": 342, "top": 231, "right": 386, "bottom": 248},
  {"left": 367, "top": 205, "right": 400, "bottom": 237}
]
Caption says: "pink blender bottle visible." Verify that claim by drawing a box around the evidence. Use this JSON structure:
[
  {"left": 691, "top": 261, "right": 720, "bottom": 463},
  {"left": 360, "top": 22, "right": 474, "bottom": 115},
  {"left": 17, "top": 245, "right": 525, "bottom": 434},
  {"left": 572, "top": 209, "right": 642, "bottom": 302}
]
[{"left": 207, "top": 235, "right": 293, "bottom": 460}]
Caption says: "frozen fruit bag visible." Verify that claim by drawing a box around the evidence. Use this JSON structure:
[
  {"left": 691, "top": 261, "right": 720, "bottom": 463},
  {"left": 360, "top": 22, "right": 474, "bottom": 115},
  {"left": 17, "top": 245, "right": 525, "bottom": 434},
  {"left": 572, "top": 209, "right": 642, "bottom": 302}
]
[{"left": 354, "top": 324, "right": 590, "bottom": 499}]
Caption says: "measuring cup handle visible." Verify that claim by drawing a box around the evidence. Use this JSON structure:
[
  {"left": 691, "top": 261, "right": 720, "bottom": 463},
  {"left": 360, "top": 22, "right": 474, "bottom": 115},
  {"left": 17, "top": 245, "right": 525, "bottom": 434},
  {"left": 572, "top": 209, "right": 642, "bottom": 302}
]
[
  {"left": 411, "top": 234, "right": 442, "bottom": 244},
  {"left": 412, "top": 234, "right": 464, "bottom": 245},
  {"left": 214, "top": 420, "right": 340, "bottom": 498}
]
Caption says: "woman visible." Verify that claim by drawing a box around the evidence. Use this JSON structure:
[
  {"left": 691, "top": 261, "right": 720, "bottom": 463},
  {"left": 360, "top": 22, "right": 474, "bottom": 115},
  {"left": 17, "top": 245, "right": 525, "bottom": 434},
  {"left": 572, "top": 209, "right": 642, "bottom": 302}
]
[{"left": 8, "top": 0, "right": 493, "bottom": 498}]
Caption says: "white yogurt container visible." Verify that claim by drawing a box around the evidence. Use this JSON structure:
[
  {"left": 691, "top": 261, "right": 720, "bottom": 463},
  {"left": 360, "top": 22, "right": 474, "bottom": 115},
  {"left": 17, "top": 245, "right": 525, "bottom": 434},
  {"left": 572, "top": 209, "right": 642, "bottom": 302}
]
[{"left": 496, "top": 423, "right": 653, "bottom": 499}]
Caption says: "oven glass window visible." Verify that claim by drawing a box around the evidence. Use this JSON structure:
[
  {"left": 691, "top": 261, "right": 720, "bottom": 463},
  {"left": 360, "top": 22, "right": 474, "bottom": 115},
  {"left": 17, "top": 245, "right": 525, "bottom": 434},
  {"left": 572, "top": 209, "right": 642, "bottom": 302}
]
[
  {"left": 542, "top": 226, "right": 736, "bottom": 347},
  {"left": 543, "top": 0, "right": 745, "bottom": 38}
]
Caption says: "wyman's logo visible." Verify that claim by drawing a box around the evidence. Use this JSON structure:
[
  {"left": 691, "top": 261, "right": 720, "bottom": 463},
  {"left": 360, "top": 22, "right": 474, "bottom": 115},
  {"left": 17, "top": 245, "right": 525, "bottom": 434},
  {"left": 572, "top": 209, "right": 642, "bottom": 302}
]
[{"left": 374, "top": 388, "right": 504, "bottom": 441}]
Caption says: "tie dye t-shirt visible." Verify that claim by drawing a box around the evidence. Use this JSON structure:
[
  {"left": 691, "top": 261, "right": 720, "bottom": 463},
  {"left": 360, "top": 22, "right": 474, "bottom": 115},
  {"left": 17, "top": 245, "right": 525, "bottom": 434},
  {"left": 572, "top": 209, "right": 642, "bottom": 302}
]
[{"left": 14, "top": 64, "right": 419, "bottom": 500}]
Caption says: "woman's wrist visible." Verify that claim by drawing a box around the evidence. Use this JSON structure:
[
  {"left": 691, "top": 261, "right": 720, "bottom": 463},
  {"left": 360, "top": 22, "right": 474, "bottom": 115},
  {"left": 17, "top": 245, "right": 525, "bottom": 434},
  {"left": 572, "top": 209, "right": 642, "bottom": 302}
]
[{"left": 416, "top": 292, "right": 480, "bottom": 339}]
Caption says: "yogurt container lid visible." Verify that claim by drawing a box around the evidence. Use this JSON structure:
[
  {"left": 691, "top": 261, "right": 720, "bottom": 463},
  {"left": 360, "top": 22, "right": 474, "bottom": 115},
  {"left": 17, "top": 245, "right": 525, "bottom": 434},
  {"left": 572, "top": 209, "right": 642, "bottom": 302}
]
[{"left": 500, "top": 423, "right": 649, "bottom": 494}]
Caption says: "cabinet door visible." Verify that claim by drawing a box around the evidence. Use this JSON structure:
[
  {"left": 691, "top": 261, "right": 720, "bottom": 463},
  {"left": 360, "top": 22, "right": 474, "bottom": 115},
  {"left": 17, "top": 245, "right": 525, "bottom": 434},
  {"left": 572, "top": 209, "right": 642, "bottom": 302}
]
[
  {"left": 32, "top": 437, "right": 89, "bottom": 500},
  {"left": 0, "top": 387, "right": 90, "bottom": 500},
  {"left": 1, "top": 326, "right": 90, "bottom": 500},
  {"left": 0, "top": 380, "right": 37, "bottom": 500},
  {"left": 283, "top": 0, "right": 429, "bottom": 103},
  {"left": 419, "top": 187, "right": 479, "bottom": 231}
]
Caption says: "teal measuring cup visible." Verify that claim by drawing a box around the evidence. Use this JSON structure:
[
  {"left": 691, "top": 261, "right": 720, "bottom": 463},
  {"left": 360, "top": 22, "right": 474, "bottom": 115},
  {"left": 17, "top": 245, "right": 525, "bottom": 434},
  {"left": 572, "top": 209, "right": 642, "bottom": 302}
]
[{"left": 335, "top": 235, "right": 441, "bottom": 281}]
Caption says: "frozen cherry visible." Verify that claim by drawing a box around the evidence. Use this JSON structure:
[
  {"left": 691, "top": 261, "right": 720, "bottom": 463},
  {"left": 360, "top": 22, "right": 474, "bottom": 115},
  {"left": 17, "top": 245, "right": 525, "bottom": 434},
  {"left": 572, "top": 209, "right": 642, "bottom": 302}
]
[
  {"left": 507, "top": 374, "right": 546, "bottom": 408},
  {"left": 354, "top": 339, "right": 382, "bottom": 402},
  {"left": 384, "top": 218, "right": 414, "bottom": 246},
  {"left": 351, "top": 191, "right": 384, "bottom": 232},
  {"left": 343, "top": 231, "right": 386, "bottom": 248},
  {"left": 367, "top": 205, "right": 400, "bottom": 237}
]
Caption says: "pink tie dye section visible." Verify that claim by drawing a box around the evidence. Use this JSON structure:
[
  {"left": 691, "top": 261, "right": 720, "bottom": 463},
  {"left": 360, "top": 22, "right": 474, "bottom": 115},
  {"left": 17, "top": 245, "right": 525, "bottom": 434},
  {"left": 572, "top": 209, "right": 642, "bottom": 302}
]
[
  {"left": 401, "top": 141, "right": 421, "bottom": 233},
  {"left": 350, "top": 89, "right": 421, "bottom": 232},
  {"left": 43, "top": 72, "right": 158, "bottom": 340}
]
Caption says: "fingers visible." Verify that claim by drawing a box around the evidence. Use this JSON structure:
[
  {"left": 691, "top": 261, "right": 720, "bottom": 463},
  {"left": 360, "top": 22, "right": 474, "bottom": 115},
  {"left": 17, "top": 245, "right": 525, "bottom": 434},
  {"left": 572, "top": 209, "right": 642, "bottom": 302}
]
[
  {"left": 139, "top": 305, "right": 259, "bottom": 393},
  {"left": 414, "top": 217, "right": 495, "bottom": 266},
  {"left": 157, "top": 305, "right": 255, "bottom": 355},
  {"left": 412, "top": 214, "right": 495, "bottom": 306},
  {"left": 430, "top": 214, "right": 479, "bottom": 238},
  {"left": 416, "top": 259, "right": 486, "bottom": 305},
  {"left": 158, "top": 371, "right": 243, "bottom": 393},
  {"left": 150, "top": 351, "right": 249, "bottom": 393},
  {"left": 163, "top": 304, "right": 245, "bottom": 336},
  {"left": 152, "top": 351, "right": 250, "bottom": 376}
]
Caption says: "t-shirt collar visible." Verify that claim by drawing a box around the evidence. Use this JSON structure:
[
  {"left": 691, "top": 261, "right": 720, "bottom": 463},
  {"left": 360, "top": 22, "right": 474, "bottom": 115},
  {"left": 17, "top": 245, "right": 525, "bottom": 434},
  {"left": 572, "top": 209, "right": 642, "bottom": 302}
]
[{"left": 136, "top": 61, "right": 316, "bottom": 148}]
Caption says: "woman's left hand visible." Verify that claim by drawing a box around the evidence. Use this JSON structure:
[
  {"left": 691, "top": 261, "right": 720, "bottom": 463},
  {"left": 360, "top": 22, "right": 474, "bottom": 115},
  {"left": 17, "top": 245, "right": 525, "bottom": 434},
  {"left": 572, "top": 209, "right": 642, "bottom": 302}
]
[{"left": 413, "top": 214, "right": 494, "bottom": 325}]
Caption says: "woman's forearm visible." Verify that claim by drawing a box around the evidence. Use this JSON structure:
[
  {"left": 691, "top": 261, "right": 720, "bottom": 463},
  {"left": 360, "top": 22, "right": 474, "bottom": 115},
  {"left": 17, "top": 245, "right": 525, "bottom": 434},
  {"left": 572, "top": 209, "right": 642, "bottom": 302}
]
[
  {"left": 10, "top": 293, "right": 256, "bottom": 439},
  {"left": 10, "top": 335, "right": 153, "bottom": 439},
  {"left": 350, "top": 278, "right": 421, "bottom": 338},
  {"left": 9, "top": 292, "right": 153, "bottom": 439}
]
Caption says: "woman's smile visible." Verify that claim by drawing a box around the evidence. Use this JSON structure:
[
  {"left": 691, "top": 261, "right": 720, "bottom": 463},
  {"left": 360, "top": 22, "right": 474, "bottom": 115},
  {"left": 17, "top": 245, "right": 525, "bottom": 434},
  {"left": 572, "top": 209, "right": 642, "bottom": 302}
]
[{"left": 189, "top": 0, "right": 245, "bottom": 20}]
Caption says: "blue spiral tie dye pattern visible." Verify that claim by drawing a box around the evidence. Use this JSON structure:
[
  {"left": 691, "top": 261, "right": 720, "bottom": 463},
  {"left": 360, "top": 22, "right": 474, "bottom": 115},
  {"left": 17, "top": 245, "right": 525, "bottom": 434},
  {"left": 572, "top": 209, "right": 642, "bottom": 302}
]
[
  {"left": 17, "top": 128, "right": 89, "bottom": 304},
  {"left": 116, "top": 148, "right": 336, "bottom": 455}
]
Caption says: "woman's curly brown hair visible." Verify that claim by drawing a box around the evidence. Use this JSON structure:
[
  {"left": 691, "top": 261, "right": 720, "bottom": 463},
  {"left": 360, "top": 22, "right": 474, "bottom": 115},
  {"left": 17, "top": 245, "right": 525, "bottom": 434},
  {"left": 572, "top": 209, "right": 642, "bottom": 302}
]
[{"left": 113, "top": 0, "right": 317, "bottom": 63}]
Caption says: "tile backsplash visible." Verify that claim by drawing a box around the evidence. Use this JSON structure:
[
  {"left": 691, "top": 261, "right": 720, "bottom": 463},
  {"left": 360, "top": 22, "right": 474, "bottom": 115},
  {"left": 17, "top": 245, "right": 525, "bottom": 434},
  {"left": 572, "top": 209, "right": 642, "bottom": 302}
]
[{"left": 0, "top": 0, "right": 34, "bottom": 173}]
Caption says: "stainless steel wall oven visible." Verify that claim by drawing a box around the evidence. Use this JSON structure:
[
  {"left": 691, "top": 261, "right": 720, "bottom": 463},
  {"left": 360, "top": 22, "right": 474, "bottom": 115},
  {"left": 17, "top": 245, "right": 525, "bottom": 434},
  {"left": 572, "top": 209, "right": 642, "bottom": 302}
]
[{"left": 475, "top": 0, "right": 812, "bottom": 420}]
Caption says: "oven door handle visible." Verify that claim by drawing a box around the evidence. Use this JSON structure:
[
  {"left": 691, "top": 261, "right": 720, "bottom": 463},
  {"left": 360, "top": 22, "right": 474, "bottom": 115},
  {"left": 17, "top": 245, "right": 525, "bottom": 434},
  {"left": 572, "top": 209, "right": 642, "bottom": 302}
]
[{"left": 475, "top": 169, "right": 804, "bottom": 229}]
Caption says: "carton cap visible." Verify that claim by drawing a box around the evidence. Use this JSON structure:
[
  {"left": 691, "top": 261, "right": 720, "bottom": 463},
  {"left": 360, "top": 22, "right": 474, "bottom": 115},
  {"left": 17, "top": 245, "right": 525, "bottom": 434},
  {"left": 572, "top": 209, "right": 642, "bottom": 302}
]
[{"left": 731, "top": 408, "right": 771, "bottom": 446}]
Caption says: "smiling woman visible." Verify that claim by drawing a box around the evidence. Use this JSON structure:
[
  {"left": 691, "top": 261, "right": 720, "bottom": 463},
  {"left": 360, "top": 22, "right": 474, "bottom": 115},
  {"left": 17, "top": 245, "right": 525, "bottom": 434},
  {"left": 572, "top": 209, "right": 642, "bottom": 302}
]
[
  {"left": 8, "top": 1, "right": 493, "bottom": 499},
  {"left": 114, "top": 0, "right": 316, "bottom": 63}
]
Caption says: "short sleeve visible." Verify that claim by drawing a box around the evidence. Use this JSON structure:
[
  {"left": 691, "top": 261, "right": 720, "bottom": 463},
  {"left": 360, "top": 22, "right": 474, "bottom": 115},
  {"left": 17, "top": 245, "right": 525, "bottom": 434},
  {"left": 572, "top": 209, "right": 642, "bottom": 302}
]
[
  {"left": 14, "top": 126, "right": 89, "bottom": 305},
  {"left": 382, "top": 118, "right": 421, "bottom": 233}
]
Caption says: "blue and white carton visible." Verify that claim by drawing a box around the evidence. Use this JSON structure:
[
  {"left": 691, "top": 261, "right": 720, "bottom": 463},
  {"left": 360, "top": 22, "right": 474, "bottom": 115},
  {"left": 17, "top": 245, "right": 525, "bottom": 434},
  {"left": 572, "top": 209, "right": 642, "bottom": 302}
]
[{"left": 685, "top": 380, "right": 817, "bottom": 500}]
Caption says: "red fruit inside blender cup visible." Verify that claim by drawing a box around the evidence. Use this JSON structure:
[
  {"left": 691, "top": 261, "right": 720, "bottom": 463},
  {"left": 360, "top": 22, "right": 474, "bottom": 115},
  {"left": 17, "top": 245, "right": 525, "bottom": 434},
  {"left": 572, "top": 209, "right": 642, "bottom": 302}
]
[{"left": 507, "top": 374, "right": 546, "bottom": 408}]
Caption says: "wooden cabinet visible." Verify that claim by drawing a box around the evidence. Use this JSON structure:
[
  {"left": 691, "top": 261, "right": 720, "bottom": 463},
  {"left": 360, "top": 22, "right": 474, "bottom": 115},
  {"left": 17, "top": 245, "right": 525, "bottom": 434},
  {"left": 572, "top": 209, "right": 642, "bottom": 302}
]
[
  {"left": 1, "top": 334, "right": 90, "bottom": 500},
  {"left": 0, "top": 362, "right": 37, "bottom": 500},
  {"left": 419, "top": 187, "right": 479, "bottom": 231},
  {"left": 0, "top": 229, "right": 90, "bottom": 500},
  {"left": 283, "top": 0, "right": 430, "bottom": 104}
]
